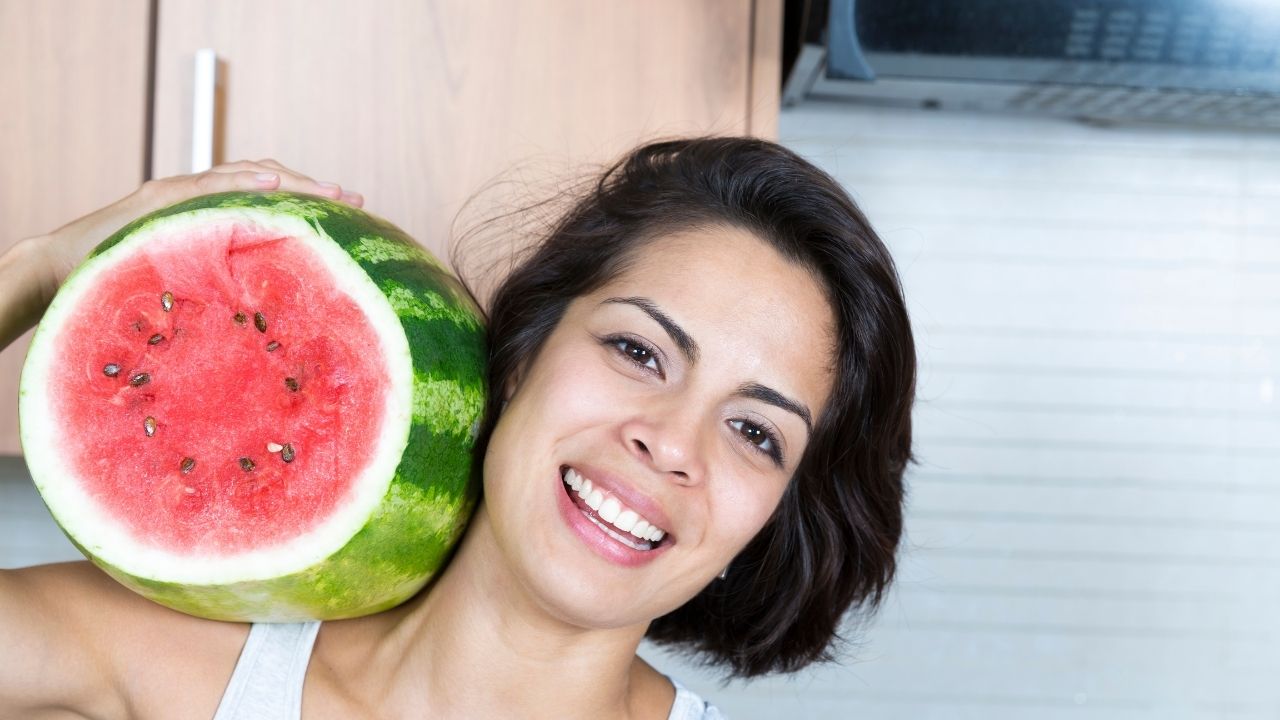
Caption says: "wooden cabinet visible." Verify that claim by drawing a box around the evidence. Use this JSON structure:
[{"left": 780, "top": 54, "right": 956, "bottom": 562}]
[
  {"left": 0, "top": 0, "right": 153, "bottom": 453},
  {"left": 1, "top": 0, "right": 780, "bottom": 454},
  {"left": 151, "top": 0, "right": 780, "bottom": 259}
]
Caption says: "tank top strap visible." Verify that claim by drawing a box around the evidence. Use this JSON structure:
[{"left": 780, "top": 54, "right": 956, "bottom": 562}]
[{"left": 213, "top": 621, "right": 321, "bottom": 720}]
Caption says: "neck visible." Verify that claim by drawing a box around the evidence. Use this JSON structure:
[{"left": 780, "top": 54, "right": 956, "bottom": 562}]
[{"left": 326, "top": 502, "right": 665, "bottom": 719}]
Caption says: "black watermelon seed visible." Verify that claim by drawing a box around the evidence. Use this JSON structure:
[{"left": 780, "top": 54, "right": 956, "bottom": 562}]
[
  {"left": 233, "top": 312, "right": 247, "bottom": 326},
  {"left": 161, "top": 291, "right": 174, "bottom": 312},
  {"left": 180, "top": 457, "right": 196, "bottom": 474},
  {"left": 254, "top": 312, "right": 267, "bottom": 333},
  {"left": 239, "top": 457, "right": 255, "bottom": 472},
  {"left": 148, "top": 333, "right": 165, "bottom": 345},
  {"left": 284, "top": 377, "right": 299, "bottom": 392},
  {"left": 103, "top": 363, "right": 120, "bottom": 377},
  {"left": 144, "top": 416, "right": 157, "bottom": 437},
  {"left": 281, "top": 444, "right": 295, "bottom": 463},
  {"left": 129, "top": 372, "right": 151, "bottom": 387},
  {"left": 266, "top": 340, "right": 280, "bottom": 352}
]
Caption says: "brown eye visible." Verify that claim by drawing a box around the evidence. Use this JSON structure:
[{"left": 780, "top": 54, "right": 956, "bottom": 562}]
[
  {"left": 624, "top": 343, "right": 653, "bottom": 365},
  {"left": 609, "top": 337, "right": 661, "bottom": 373},
  {"left": 728, "top": 419, "right": 783, "bottom": 465},
  {"left": 730, "top": 419, "right": 770, "bottom": 448}
]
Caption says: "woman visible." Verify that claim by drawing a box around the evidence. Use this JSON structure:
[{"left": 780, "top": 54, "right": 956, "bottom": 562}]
[{"left": 0, "top": 137, "right": 915, "bottom": 719}]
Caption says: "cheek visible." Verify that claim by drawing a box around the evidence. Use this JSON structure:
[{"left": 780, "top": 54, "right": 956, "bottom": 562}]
[
  {"left": 712, "top": 479, "right": 788, "bottom": 550},
  {"left": 523, "top": 346, "right": 631, "bottom": 425},
  {"left": 485, "top": 347, "right": 620, "bottom": 482}
]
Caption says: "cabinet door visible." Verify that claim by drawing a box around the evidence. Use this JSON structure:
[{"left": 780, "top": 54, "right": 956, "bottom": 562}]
[
  {"left": 0, "top": 0, "right": 152, "bottom": 454},
  {"left": 151, "top": 0, "right": 775, "bottom": 268}
]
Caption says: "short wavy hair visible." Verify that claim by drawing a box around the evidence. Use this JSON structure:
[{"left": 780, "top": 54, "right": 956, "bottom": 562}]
[{"left": 470, "top": 137, "right": 915, "bottom": 678}]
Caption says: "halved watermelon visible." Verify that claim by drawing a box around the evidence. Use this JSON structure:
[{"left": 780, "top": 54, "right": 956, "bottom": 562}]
[{"left": 19, "top": 191, "right": 486, "bottom": 621}]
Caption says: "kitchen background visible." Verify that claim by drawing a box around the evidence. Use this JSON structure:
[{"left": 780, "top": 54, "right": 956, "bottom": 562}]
[{"left": 3, "top": 1, "right": 1279, "bottom": 717}]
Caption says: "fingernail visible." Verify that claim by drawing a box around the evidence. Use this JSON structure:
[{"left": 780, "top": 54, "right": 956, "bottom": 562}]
[
  {"left": 317, "top": 181, "right": 340, "bottom": 191},
  {"left": 342, "top": 191, "right": 364, "bottom": 206},
  {"left": 255, "top": 172, "right": 279, "bottom": 184}
]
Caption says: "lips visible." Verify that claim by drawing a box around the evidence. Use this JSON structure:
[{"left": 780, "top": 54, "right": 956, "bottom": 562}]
[
  {"left": 555, "top": 464, "right": 674, "bottom": 566},
  {"left": 563, "top": 467, "right": 668, "bottom": 546}
]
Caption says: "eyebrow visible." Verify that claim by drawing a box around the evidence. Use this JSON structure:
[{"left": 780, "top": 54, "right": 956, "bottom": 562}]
[
  {"left": 738, "top": 383, "right": 813, "bottom": 436},
  {"left": 603, "top": 296, "right": 699, "bottom": 364},
  {"left": 602, "top": 296, "right": 814, "bottom": 435}
]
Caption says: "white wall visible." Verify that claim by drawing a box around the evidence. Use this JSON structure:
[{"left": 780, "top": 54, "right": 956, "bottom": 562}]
[
  {"left": 649, "top": 102, "right": 1280, "bottom": 718},
  {"left": 0, "top": 457, "right": 79, "bottom": 567}
]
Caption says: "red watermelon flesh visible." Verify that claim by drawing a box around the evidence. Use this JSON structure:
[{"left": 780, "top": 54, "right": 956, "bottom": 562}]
[
  {"left": 49, "top": 222, "right": 386, "bottom": 553},
  {"left": 23, "top": 191, "right": 486, "bottom": 621}
]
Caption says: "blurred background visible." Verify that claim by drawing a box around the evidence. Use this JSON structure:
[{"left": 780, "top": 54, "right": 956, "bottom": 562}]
[{"left": 3, "top": 1, "right": 1279, "bottom": 717}]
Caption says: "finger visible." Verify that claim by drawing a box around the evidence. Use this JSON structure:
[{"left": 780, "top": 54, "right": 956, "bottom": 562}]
[
  {"left": 159, "top": 161, "right": 356, "bottom": 205},
  {"left": 269, "top": 175, "right": 356, "bottom": 204},
  {"left": 210, "top": 160, "right": 324, "bottom": 190},
  {"left": 229, "top": 161, "right": 340, "bottom": 199},
  {"left": 208, "top": 161, "right": 340, "bottom": 200},
  {"left": 310, "top": 180, "right": 344, "bottom": 199},
  {"left": 209, "top": 159, "right": 293, "bottom": 176},
  {"left": 189, "top": 170, "right": 282, "bottom": 195},
  {"left": 265, "top": 171, "right": 340, "bottom": 198}
]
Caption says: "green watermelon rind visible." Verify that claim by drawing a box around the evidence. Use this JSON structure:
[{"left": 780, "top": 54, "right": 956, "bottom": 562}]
[{"left": 21, "top": 191, "right": 486, "bottom": 621}]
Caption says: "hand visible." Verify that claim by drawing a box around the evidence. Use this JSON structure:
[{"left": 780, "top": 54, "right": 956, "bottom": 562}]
[
  {"left": 0, "top": 160, "right": 362, "bottom": 352},
  {"left": 38, "top": 159, "right": 364, "bottom": 291}
]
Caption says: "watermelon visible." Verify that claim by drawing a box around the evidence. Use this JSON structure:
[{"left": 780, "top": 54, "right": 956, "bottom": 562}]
[{"left": 19, "top": 191, "right": 486, "bottom": 622}]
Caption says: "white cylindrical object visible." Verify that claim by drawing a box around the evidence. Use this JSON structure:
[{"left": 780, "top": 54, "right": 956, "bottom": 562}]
[{"left": 191, "top": 48, "right": 218, "bottom": 173}]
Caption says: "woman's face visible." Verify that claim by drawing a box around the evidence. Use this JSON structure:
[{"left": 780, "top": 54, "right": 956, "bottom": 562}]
[{"left": 480, "top": 225, "right": 836, "bottom": 630}]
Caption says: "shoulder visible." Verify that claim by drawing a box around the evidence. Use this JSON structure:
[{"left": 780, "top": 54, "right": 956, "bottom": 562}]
[
  {"left": 667, "top": 677, "right": 726, "bottom": 720},
  {"left": 630, "top": 655, "right": 725, "bottom": 720},
  {"left": 0, "top": 561, "right": 250, "bottom": 720}
]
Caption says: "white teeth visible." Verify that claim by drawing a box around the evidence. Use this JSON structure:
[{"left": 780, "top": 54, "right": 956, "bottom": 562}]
[
  {"left": 584, "top": 512, "right": 651, "bottom": 551},
  {"left": 614, "top": 509, "right": 639, "bottom": 532},
  {"left": 598, "top": 497, "right": 621, "bottom": 523},
  {"left": 561, "top": 468, "right": 669, "bottom": 547}
]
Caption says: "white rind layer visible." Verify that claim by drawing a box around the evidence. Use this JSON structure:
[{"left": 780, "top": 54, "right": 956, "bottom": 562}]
[{"left": 19, "top": 209, "right": 413, "bottom": 585}]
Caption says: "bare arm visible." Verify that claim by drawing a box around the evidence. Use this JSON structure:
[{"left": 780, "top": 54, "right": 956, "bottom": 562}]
[
  {"left": 1, "top": 562, "right": 261, "bottom": 720},
  {"left": 0, "top": 239, "right": 57, "bottom": 352},
  {"left": 0, "top": 563, "right": 127, "bottom": 719},
  {"left": 0, "top": 160, "right": 363, "bottom": 352}
]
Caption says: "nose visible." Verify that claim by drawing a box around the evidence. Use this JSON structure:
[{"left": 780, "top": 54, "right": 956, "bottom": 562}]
[{"left": 621, "top": 403, "right": 706, "bottom": 486}]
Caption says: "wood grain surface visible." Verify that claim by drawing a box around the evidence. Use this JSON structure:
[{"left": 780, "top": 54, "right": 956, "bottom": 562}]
[
  {"left": 0, "top": 0, "right": 152, "bottom": 453},
  {"left": 748, "top": 0, "right": 782, "bottom": 138},
  {"left": 151, "top": 1, "right": 758, "bottom": 265}
]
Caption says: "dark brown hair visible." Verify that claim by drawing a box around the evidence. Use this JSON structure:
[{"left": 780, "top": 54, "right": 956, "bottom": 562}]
[{"left": 471, "top": 137, "right": 915, "bottom": 678}]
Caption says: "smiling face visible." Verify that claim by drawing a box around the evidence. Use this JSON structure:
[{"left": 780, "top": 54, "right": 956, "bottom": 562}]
[{"left": 478, "top": 224, "right": 836, "bottom": 630}]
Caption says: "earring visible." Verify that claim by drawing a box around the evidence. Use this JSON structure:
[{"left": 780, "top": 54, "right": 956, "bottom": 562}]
[{"left": 717, "top": 566, "right": 728, "bottom": 580}]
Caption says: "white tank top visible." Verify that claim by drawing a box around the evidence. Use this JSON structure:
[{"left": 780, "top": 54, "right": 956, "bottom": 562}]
[{"left": 212, "top": 621, "right": 725, "bottom": 719}]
